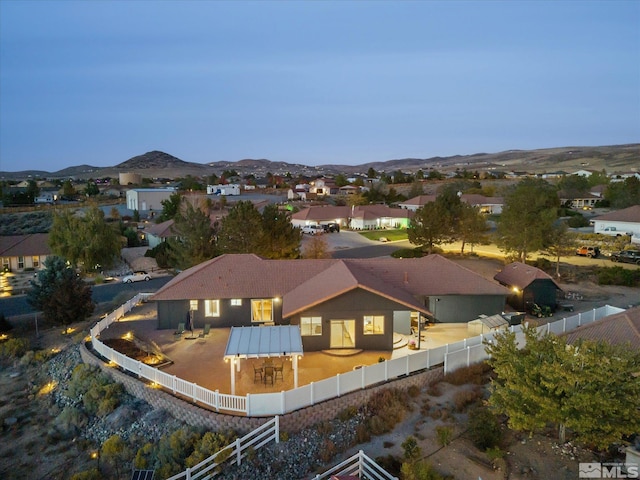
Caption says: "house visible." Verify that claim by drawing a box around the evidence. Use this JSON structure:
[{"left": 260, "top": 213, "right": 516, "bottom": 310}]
[
  {"left": 592, "top": 205, "right": 640, "bottom": 241},
  {"left": 398, "top": 194, "right": 504, "bottom": 214},
  {"left": 0, "top": 234, "right": 51, "bottom": 272},
  {"left": 34, "top": 191, "right": 56, "bottom": 204},
  {"left": 151, "top": 254, "right": 510, "bottom": 352},
  {"left": 291, "top": 205, "right": 412, "bottom": 230},
  {"left": 565, "top": 305, "right": 640, "bottom": 351},
  {"left": 126, "top": 187, "right": 177, "bottom": 213},
  {"left": 309, "top": 178, "right": 338, "bottom": 196},
  {"left": 494, "top": 262, "right": 562, "bottom": 312},
  {"left": 557, "top": 190, "right": 600, "bottom": 209},
  {"left": 144, "top": 219, "right": 176, "bottom": 248}
]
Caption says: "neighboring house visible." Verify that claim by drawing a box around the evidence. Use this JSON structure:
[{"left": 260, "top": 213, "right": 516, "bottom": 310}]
[
  {"left": 144, "top": 219, "right": 176, "bottom": 248},
  {"left": 291, "top": 205, "right": 412, "bottom": 230},
  {"left": 100, "top": 185, "right": 128, "bottom": 198},
  {"left": 0, "top": 233, "right": 51, "bottom": 272},
  {"left": 572, "top": 169, "right": 596, "bottom": 177},
  {"left": 557, "top": 191, "right": 600, "bottom": 209},
  {"left": 309, "top": 178, "right": 338, "bottom": 196},
  {"left": 34, "top": 191, "right": 56, "bottom": 204},
  {"left": 565, "top": 305, "right": 640, "bottom": 351},
  {"left": 151, "top": 253, "right": 510, "bottom": 352},
  {"left": 126, "top": 187, "right": 177, "bottom": 213},
  {"left": 609, "top": 172, "right": 640, "bottom": 182},
  {"left": 494, "top": 262, "right": 562, "bottom": 311},
  {"left": 398, "top": 194, "right": 504, "bottom": 214},
  {"left": 592, "top": 205, "right": 640, "bottom": 241}
]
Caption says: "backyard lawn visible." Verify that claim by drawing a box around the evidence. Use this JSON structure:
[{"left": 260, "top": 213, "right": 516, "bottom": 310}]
[{"left": 358, "top": 229, "right": 408, "bottom": 242}]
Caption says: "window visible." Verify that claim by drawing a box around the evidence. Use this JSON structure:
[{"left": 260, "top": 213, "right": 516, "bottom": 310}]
[
  {"left": 251, "top": 299, "right": 273, "bottom": 322},
  {"left": 301, "top": 316, "right": 322, "bottom": 336},
  {"left": 189, "top": 300, "right": 198, "bottom": 311},
  {"left": 2, "top": 258, "right": 9, "bottom": 271},
  {"left": 230, "top": 299, "right": 242, "bottom": 306},
  {"left": 363, "top": 315, "right": 384, "bottom": 335},
  {"left": 32, "top": 256, "right": 39, "bottom": 268},
  {"left": 204, "top": 300, "right": 220, "bottom": 317},
  {"left": 18, "top": 256, "right": 24, "bottom": 269}
]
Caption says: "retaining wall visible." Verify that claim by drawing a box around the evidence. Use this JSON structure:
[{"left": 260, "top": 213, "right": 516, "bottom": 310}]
[{"left": 80, "top": 341, "right": 443, "bottom": 434}]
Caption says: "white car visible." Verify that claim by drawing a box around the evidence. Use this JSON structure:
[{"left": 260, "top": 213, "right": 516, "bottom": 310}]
[
  {"left": 301, "top": 225, "right": 323, "bottom": 235},
  {"left": 122, "top": 271, "right": 151, "bottom": 283}
]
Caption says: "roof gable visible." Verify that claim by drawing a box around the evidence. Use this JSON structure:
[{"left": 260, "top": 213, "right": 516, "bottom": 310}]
[
  {"left": 0, "top": 234, "right": 51, "bottom": 257},
  {"left": 494, "top": 262, "right": 560, "bottom": 290}
]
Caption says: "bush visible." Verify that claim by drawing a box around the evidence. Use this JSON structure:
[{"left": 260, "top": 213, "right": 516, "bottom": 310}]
[
  {"left": 337, "top": 405, "right": 358, "bottom": 421},
  {"left": 442, "top": 363, "right": 491, "bottom": 385},
  {"left": 407, "top": 385, "right": 421, "bottom": 398},
  {"left": 597, "top": 266, "right": 640, "bottom": 287},
  {"left": 402, "top": 435, "right": 421, "bottom": 461},
  {"left": 318, "top": 439, "right": 337, "bottom": 464},
  {"left": 391, "top": 247, "right": 425, "bottom": 258},
  {"left": 467, "top": 406, "right": 503, "bottom": 450},
  {"left": 0, "top": 337, "right": 30, "bottom": 359},
  {"left": 452, "top": 388, "right": 483, "bottom": 412},
  {"left": 65, "top": 364, "right": 124, "bottom": 417},
  {"left": 436, "top": 426, "right": 453, "bottom": 447}
]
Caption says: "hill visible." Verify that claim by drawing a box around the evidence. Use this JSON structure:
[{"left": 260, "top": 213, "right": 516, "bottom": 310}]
[{"left": 0, "top": 144, "right": 638, "bottom": 180}]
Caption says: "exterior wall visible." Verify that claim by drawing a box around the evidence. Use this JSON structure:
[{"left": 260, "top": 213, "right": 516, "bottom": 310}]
[
  {"left": 506, "top": 280, "right": 558, "bottom": 311},
  {"left": 1, "top": 254, "right": 47, "bottom": 272},
  {"left": 428, "top": 295, "right": 506, "bottom": 323},
  {"left": 157, "top": 298, "right": 283, "bottom": 330},
  {"left": 289, "top": 289, "right": 405, "bottom": 351},
  {"left": 80, "top": 340, "right": 443, "bottom": 434},
  {"left": 119, "top": 172, "right": 142, "bottom": 185},
  {"left": 126, "top": 190, "right": 175, "bottom": 212}
]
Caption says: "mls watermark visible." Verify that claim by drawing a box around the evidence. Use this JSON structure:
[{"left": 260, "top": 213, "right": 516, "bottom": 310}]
[{"left": 579, "top": 463, "right": 639, "bottom": 479}]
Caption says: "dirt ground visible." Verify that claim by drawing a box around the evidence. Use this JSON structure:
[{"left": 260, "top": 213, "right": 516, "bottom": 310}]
[{"left": 1, "top": 255, "right": 637, "bottom": 479}]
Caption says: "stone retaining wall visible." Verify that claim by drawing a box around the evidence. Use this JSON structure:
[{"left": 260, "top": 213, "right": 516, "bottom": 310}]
[{"left": 80, "top": 341, "right": 444, "bottom": 435}]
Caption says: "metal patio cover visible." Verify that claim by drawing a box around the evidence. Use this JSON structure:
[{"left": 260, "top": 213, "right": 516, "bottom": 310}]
[{"left": 224, "top": 325, "right": 304, "bottom": 360}]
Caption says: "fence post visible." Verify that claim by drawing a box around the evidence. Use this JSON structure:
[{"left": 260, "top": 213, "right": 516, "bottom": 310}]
[
  {"left": 443, "top": 354, "right": 448, "bottom": 374},
  {"left": 361, "top": 365, "right": 365, "bottom": 389},
  {"left": 426, "top": 349, "right": 430, "bottom": 369},
  {"left": 406, "top": 354, "right": 410, "bottom": 376},
  {"left": 384, "top": 359, "right": 388, "bottom": 382},
  {"left": 280, "top": 391, "right": 285, "bottom": 415},
  {"left": 236, "top": 438, "right": 242, "bottom": 465},
  {"left": 310, "top": 382, "right": 315, "bottom": 405},
  {"left": 173, "top": 375, "right": 177, "bottom": 394},
  {"left": 467, "top": 347, "right": 471, "bottom": 367},
  {"left": 547, "top": 323, "right": 551, "bottom": 334},
  {"left": 185, "top": 467, "right": 191, "bottom": 480},
  {"left": 563, "top": 317, "right": 566, "bottom": 333},
  {"left": 193, "top": 383, "right": 197, "bottom": 403},
  {"left": 336, "top": 373, "right": 341, "bottom": 397},
  {"left": 245, "top": 393, "right": 250, "bottom": 416},
  {"left": 215, "top": 389, "right": 220, "bottom": 412},
  {"left": 578, "top": 312, "right": 582, "bottom": 326},
  {"left": 275, "top": 415, "right": 280, "bottom": 444}
]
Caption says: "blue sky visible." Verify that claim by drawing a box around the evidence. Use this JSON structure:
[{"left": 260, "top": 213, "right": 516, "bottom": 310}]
[{"left": 1, "top": 0, "right": 638, "bottom": 172}]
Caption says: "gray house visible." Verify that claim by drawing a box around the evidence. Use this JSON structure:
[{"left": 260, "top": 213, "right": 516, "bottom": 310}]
[
  {"left": 494, "top": 262, "right": 562, "bottom": 312},
  {"left": 152, "top": 254, "right": 510, "bottom": 352}
]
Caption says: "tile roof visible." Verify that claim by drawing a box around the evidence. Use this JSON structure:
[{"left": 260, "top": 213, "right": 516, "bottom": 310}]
[
  {"left": 593, "top": 205, "right": 640, "bottom": 223},
  {"left": 0, "top": 234, "right": 51, "bottom": 257},
  {"left": 493, "top": 262, "right": 561, "bottom": 290},
  {"left": 152, "top": 254, "right": 510, "bottom": 316},
  {"left": 565, "top": 307, "right": 640, "bottom": 351},
  {"left": 145, "top": 219, "right": 175, "bottom": 237}
]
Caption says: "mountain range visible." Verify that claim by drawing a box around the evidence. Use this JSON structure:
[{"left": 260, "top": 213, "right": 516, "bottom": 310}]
[{"left": 1, "top": 144, "right": 638, "bottom": 180}]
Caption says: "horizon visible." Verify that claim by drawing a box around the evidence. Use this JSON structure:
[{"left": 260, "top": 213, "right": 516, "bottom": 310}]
[{"left": 1, "top": 1, "right": 638, "bottom": 172}]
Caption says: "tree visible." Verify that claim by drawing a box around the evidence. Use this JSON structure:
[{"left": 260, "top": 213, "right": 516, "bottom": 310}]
[
  {"left": 334, "top": 174, "right": 349, "bottom": 187},
  {"left": 158, "top": 192, "right": 183, "bottom": 222},
  {"left": 85, "top": 181, "right": 99, "bottom": 197},
  {"left": 545, "top": 222, "right": 576, "bottom": 277},
  {"left": 407, "top": 202, "right": 450, "bottom": 254},
  {"left": 62, "top": 179, "right": 76, "bottom": 198},
  {"left": 101, "top": 434, "right": 130, "bottom": 480},
  {"left": 458, "top": 203, "right": 489, "bottom": 254},
  {"left": 486, "top": 325, "right": 640, "bottom": 449},
  {"left": 557, "top": 174, "right": 589, "bottom": 198},
  {"left": 217, "top": 201, "right": 263, "bottom": 254},
  {"left": 168, "top": 202, "right": 218, "bottom": 269},
  {"left": 407, "top": 180, "right": 424, "bottom": 199},
  {"left": 51, "top": 206, "right": 119, "bottom": 271},
  {"left": 367, "top": 167, "right": 377, "bottom": 178},
  {"left": 496, "top": 178, "right": 559, "bottom": 262},
  {"left": 605, "top": 176, "right": 640, "bottom": 208},
  {"left": 258, "top": 204, "right": 301, "bottom": 259},
  {"left": 27, "top": 256, "right": 94, "bottom": 331}
]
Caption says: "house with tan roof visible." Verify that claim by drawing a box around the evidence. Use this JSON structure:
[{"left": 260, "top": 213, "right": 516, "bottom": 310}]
[
  {"left": 291, "top": 205, "right": 412, "bottom": 230},
  {"left": 592, "top": 205, "right": 640, "bottom": 241},
  {"left": 398, "top": 194, "right": 504, "bottom": 214},
  {"left": 0, "top": 233, "right": 51, "bottom": 272},
  {"left": 151, "top": 254, "right": 510, "bottom": 352},
  {"left": 494, "top": 262, "right": 562, "bottom": 312}
]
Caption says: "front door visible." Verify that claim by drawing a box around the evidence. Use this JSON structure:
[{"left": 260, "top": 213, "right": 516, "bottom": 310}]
[{"left": 330, "top": 320, "right": 356, "bottom": 349}]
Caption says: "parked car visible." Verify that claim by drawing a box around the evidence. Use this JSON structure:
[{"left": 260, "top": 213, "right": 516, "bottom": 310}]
[
  {"left": 609, "top": 250, "right": 640, "bottom": 265},
  {"left": 322, "top": 222, "right": 340, "bottom": 233},
  {"left": 575, "top": 246, "right": 600, "bottom": 258},
  {"left": 301, "top": 225, "right": 324, "bottom": 235},
  {"left": 122, "top": 271, "right": 151, "bottom": 283}
]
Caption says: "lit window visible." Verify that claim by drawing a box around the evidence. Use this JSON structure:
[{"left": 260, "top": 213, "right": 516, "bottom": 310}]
[
  {"left": 363, "top": 315, "right": 384, "bottom": 335},
  {"left": 301, "top": 316, "right": 322, "bottom": 336},
  {"left": 18, "top": 256, "right": 24, "bottom": 269},
  {"left": 189, "top": 300, "right": 198, "bottom": 311},
  {"left": 32, "top": 256, "right": 40, "bottom": 268},
  {"left": 204, "top": 300, "right": 220, "bottom": 317},
  {"left": 251, "top": 299, "right": 273, "bottom": 322},
  {"left": 230, "top": 299, "right": 242, "bottom": 306}
]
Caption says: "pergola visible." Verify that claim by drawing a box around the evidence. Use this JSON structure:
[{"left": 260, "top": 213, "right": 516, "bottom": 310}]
[{"left": 223, "top": 325, "right": 304, "bottom": 395}]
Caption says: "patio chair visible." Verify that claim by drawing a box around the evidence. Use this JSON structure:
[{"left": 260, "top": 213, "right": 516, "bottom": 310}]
[
  {"left": 274, "top": 363, "right": 284, "bottom": 381},
  {"left": 263, "top": 366, "right": 274, "bottom": 385},
  {"left": 198, "top": 323, "right": 211, "bottom": 338},
  {"left": 253, "top": 364, "right": 263, "bottom": 383},
  {"left": 174, "top": 322, "right": 185, "bottom": 339}
]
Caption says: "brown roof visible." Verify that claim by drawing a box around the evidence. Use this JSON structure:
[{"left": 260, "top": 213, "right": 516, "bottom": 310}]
[
  {"left": 291, "top": 205, "right": 412, "bottom": 222},
  {"left": 493, "top": 262, "right": 561, "bottom": 290},
  {"left": 0, "top": 234, "right": 51, "bottom": 257},
  {"left": 145, "top": 220, "right": 175, "bottom": 237},
  {"left": 152, "top": 254, "right": 510, "bottom": 316},
  {"left": 593, "top": 205, "right": 640, "bottom": 223},
  {"left": 403, "top": 194, "right": 503, "bottom": 207},
  {"left": 565, "top": 307, "right": 640, "bottom": 351}
]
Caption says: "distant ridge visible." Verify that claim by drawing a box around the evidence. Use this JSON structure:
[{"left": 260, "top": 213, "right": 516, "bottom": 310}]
[{"left": 116, "top": 150, "right": 194, "bottom": 170}]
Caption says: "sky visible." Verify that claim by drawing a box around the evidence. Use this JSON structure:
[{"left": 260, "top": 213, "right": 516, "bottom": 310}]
[{"left": 0, "top": 0, "right": 639, "bottom": 173}]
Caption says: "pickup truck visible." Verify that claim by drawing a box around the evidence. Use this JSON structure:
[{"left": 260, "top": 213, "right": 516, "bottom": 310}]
[{"left": 575, "top": 246, "right": 600, "bottom": 258}]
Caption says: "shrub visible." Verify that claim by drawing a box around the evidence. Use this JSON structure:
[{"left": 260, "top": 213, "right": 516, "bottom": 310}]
[
  {"left": 318, "top": 439, "right": 337, "bottom": 464},
  {"left": 316, "top": 420, "right": 333, "bottom": 436},
  {"left": 452, "top": 388, "right": 483, "bottom": 412},
  {"left": 65, "top": 364, "right": 124, "bottom": 417},
  {"left": 391, "top": 247, "right": 425, "bottom": 259},
  {"left": 436, "top": 426, "right": 453, "bottom": 447},
  {"left": 407, "top": 385, "right": 421, "bottom": 398},
  {"left": 401, "top": 460, "right": 449, "bottom": 480},
  {"left": 402, "top": 435, "right": 421, "bottom": 461},
  {"left": 468, "top": 406, "right": 503, "bottom": 450},
  {"left": 442, "top": 363, "right": 491, "bottom": 385},
  {"left": 0, "top": 337, "right": 30, "bottom": 359},
  {"left": 355, "top": 424, "right": 371, "bottom": 444},
  {"left": 337, "top": 405, "right": 358, "bottom": 421},
  {"left": 597, "top": 266, "right": 640, "bottom": 287}
]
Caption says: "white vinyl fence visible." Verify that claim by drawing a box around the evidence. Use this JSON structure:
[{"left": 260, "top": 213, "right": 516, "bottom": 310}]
[{"left": 90, "top": 296, "right": 624, "bottom": 417}]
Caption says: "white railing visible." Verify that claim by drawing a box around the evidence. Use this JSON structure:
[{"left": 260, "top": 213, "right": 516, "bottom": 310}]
[
  {"left": 90, "top": 296, "right": 624, "bottom": 417},
  {"left": 312, "top": 449, "right": 398, "bottom": 480},
  {"left": 166, "top": 416, "right": 279, "bottom": 480}
]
